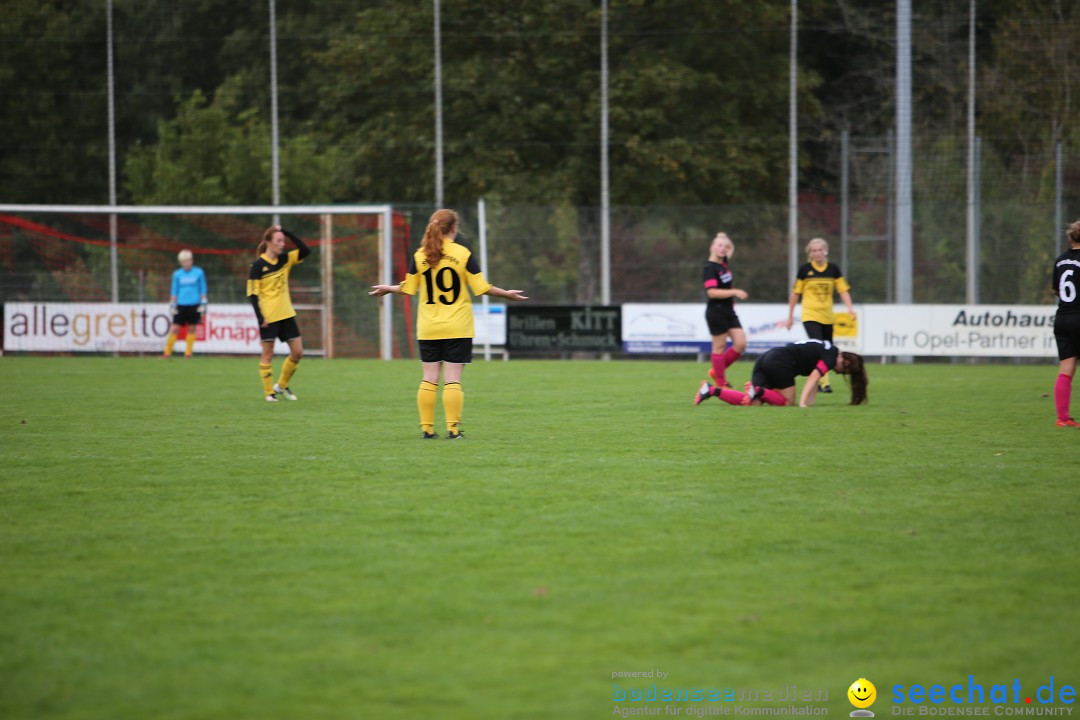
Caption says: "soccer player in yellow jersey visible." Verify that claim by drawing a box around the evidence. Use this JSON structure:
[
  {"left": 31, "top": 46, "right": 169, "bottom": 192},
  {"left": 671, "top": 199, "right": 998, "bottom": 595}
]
[
  {"left": 785, "top": 237, "right": 856, "bottom": 393},
  {"left": 246, "top": 225, "right": 310, "bottom": 402},
  {"left": 369, "top": 209, "right": 528, "bottom": 439}
]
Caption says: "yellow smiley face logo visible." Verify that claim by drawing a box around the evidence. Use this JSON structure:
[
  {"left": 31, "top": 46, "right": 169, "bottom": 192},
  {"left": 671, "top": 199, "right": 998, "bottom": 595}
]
[{"left": 848, "top": 678, "right": 877, "bottom": 708}]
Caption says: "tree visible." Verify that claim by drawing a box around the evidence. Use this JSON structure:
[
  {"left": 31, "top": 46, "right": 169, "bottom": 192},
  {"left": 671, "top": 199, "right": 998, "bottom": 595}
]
[
  {"left": 124, "top": 84, "right": 341, "bottom": 205},
  {"left": 0, "top": 3, "right": 108, "bottom": 203}
]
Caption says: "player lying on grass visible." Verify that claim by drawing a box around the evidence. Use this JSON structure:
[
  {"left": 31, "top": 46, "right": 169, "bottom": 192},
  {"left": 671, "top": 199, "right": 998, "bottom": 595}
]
[
  {"left": 369, "top": 209, "right": 528, "bottom": 439},
  {"left": 695, "top": 339, "right": 868, "bottom": 407}
]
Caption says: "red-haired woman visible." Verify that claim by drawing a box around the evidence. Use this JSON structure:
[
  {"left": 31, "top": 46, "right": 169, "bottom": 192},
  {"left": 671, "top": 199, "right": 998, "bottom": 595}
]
[
  {"left": 370, "top": 209, "right": 528, "bottom": 439},
  {"left": 695, "top": 339, "right": 868, "bottom": 407}
]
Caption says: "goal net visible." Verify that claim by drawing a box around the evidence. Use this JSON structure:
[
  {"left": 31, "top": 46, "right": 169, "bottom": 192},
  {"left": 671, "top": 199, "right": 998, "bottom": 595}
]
[{"left": 0, "top": 204, "right": 412, "bottom": 358}]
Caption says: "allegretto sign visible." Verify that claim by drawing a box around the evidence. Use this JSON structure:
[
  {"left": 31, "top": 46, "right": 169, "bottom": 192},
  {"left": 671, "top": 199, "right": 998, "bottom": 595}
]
[{"left": 3, "top": 302, "right": 284, "bottom": 354}]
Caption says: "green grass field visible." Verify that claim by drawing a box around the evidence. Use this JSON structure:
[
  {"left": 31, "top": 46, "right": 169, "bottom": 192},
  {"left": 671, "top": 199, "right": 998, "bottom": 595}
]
[{"left": 1, "top": 356, "right": 1077, "bottom": 720}]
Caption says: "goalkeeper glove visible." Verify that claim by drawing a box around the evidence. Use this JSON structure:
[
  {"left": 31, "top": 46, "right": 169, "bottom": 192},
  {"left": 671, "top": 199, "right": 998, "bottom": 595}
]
[
  {"left": 198, "top": 302, "right": 207, "bottom": 315},
  {"left": 169, "top": 303, "right": 177, "bottom": 316}
]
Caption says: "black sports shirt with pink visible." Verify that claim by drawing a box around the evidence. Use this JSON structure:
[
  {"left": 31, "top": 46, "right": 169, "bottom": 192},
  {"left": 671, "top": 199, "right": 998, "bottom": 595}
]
[
  {"left": 703, "top": 259, "right": 742, "bottom": 334},
  {"left": 1053, "top": 247, "right": 1080, "bottom": 361}
]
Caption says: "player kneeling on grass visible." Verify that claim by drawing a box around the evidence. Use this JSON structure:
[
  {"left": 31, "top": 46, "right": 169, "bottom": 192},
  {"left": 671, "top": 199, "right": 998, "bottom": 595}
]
[
  {"left": 163, "top": 249, "right": 207, "bottom": 358},
  {"left": 695, "top": 339, "right": 867, "bottom": 408},
  {"left": 247, "top": 225, "right": 310, "bottom": 402},
  {"left": 369, "top": 209, "right": 528, "bottom": 439}
]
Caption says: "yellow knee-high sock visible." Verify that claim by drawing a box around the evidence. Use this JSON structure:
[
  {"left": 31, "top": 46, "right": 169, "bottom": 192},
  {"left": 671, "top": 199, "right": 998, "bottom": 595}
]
[
  {"left": 164, "top": 333, "right": 178, "bottom": 357},
  {"left": 819, "top": 371, "right": 830, "bottom": 388},
  {"left": 184, "top": 331, "right": 196, "bottom": 356},
  {"left": 417, "top": 381, "right": 438, "bottom": 433},
  {"left": 259, "top": 363, "right": 275, "bottom": 395},
  {"left": 442, "top": 382, "right": 464, "bottom": 433},
  {"left": 278, "top": 357, "right": 299, "bottom": 388}
]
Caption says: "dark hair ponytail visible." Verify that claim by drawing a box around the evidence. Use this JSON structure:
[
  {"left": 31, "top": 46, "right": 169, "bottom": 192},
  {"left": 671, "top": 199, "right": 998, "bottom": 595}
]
[{"left": 840, "top": 351, "right": 869, "bottom": 405}]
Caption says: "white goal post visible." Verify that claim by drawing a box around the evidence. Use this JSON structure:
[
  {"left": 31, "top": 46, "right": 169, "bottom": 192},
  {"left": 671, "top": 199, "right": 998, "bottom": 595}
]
[{"left": 0, "top": 204, "right": 396, "bottom": 359}]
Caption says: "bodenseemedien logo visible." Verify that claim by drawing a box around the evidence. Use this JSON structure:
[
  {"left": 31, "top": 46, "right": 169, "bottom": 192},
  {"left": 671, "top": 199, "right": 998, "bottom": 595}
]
[{"left": 849, "top": 678, "right": 877, "bottom": 717}]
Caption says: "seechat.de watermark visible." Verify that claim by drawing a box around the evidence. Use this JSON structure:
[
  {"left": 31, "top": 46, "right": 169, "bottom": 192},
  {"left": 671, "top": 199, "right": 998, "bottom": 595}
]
[{"left": 891, "top": 676, "right": 1075, "bottom": 716}]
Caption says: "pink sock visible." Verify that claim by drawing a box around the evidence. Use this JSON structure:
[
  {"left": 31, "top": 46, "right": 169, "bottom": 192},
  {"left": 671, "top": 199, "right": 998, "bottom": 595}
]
[
  {"left": 722, "top": 347, "right": 742, "bottom": 368},
  {"left": 717, "top": 388, "right": 748, "bottom": 406},
  {"left": 759, "top": 388, "right": 788, "bottom": 406},
  {"left": 1055, "top": 373, "right": 1072, "bottom": 422},
  {"left": 710, "top": 353, "right": 726, "bottom": 384}
]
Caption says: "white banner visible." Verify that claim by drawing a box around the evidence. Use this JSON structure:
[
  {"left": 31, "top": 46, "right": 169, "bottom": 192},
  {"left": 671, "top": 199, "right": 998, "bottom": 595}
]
[
  {"left": 859, "top": 305, "right": 1056, "bottom": 357},
  {"left": 473, "top": 303, "right": 506, "bottom": 346},
  {"left": 621, "top": 303, "right": 861, "bottom": 354},
  {"left": 3, "top": 302, "right": 292, "bottom": 354},
  {"left": 620, "top": 303, "right": 1057, "bottom": 357}
]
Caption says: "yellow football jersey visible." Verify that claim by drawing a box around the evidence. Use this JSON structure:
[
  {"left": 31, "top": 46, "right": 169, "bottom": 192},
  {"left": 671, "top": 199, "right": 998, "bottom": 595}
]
[
  {"left": 400, "top": 238, "right": 492, "bottom": 340},
  {"left": 246, "top": 249, "right": 304, "bottom": 324},
  {"left": 792, "top": 261, "right": 851, "bottom": 324}
]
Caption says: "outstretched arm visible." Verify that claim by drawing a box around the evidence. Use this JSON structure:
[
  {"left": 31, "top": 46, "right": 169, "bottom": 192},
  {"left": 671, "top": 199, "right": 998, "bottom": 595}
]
[
  {"left": 369, "top": 284, "right": 402, "bottom": 297},
  {"left": 483, "top": 286, "right": 528, "bottom": 301}
]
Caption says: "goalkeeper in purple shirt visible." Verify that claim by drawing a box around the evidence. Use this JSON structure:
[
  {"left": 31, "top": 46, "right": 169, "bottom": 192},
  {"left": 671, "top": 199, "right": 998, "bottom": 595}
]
[{"left": 163, "top": 249, "right": 208, "bottom": 358}]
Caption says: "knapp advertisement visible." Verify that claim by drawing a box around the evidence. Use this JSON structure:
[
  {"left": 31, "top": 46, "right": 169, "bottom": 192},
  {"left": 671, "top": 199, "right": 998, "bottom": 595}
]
[{"left": 3, "top": 302, "right": 290, "bottom": 354}]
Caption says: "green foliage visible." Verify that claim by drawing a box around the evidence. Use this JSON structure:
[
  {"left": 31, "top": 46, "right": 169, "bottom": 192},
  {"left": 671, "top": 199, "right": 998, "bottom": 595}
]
[
  {"left": 311, "top": 0, "right": 802, "bottom": 206},
  {"left": 124, "top": 84, "right": 341, "bottom": 205},
  {"left": 1, "top": 357, "right": 1078, "bottom": 719},
  {"left": 4, "top": 0, "right": 1078, "bottom": 209},
  {"left": 0, "top": 2, "right": 107, "bottom": 203}
]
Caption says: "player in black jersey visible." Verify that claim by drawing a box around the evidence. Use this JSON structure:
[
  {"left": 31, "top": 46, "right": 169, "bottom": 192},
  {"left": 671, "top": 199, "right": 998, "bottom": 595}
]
[
  {"left": 1051, "top": 219, "right": 1080, "bottom": 427},
  {"left": 702, "top": 232, "right": 749, "bottom": 389},
  {"left": 696, "top": 339, "right": 868, "bottom": 407}
]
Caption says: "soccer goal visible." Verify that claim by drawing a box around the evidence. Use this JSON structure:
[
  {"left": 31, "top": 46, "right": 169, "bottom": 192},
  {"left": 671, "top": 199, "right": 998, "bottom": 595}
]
[{"left": 0, "top": 204, "right": 402, "bottom": 358}]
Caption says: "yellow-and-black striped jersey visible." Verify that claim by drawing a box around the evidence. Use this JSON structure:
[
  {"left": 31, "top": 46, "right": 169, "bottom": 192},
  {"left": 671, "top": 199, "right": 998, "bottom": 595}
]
[
  {"left": 400, "top": 238, "right": 492, "bottom": 340},
  {"left": 792, "top": 261, "right": 851, "bottom": 324},
  {"left": 247, "top": 249, "right": 304, "bottom": 324}
]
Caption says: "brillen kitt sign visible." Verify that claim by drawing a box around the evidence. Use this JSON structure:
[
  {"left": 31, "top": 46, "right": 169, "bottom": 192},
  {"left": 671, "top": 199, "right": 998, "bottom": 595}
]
[{"left": 506, "top": 305, "right": 621, "bottom": 353}]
